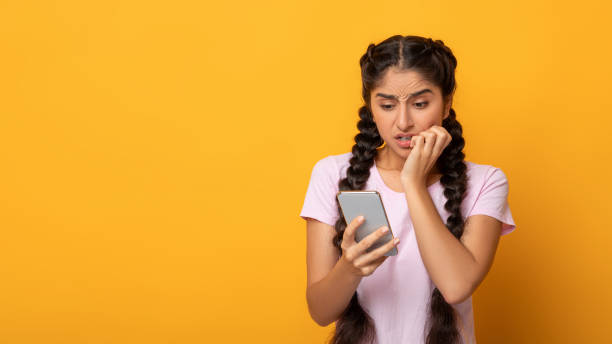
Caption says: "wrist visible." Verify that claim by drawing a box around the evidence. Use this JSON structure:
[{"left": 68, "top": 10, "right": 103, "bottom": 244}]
[
  {"left": 402, "top": 181, "right": 430, "bottom": 200},
  {"left": 401, "top": 178, "right": 424, "bottom": 190},
  {"left": 337, "top": 255, "right": 363, "bottom": 281}
]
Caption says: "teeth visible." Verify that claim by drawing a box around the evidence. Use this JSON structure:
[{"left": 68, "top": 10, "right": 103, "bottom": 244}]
[{"left": 398, "top": 137, "right": 411, "bottom": 140}]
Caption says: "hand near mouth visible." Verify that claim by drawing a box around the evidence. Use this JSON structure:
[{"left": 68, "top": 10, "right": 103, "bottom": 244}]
[{"left": 400, "top": 125, "right": 452, "bottom": 188}]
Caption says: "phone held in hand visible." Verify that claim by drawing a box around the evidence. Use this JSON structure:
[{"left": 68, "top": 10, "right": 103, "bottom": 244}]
[{"left": 336, "top": 190, "right": 398, "bottom": 256}]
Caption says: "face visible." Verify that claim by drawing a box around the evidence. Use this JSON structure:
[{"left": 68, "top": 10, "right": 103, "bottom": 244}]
[{"left": 369, "top": 67, "right": 452, "bottom": 158}]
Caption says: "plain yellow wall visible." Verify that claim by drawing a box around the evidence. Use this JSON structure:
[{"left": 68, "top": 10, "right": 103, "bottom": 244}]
[{"left": 1, "top": 0, "right": 611, "bottom": 343}]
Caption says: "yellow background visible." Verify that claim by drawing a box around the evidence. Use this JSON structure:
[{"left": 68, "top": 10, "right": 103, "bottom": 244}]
[{"left": 1, "top": 0, "right": 611, "bottom": 343}]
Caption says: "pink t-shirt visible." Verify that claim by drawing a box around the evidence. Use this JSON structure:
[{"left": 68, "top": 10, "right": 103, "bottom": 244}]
[{"left": 299, "top": 152, "right": 516, "bottom": 344}]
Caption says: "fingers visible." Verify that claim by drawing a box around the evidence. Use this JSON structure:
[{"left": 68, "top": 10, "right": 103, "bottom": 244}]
[
  {"left": 342, "top": 224, "right": 388, "bottom": 262},
  {"left": 420, "top": 130, "right": 436, "bottom": 157},
  {"left": 411, "top": 126, "right": 451, "bottom": 158},
  {"left": 429, "top": 126, "right": 452, "bottom": 156},
  {"left": 353, "top": 235, "right": 399, "bottom": 268},
  {"left": 341, "top": 224, "right": 399, "bottom": 277},
  {"left": 341, "top": 215, "right": 364, "bottom": 248},
  {"left": 410, "top": 134, "right": 424, "bottom": 151},
  {"left": 359, "top": 255, "right": 388, "bottom": 276},
  {"left": 355, "top": 225, "right": 392, "bottom": 256}
]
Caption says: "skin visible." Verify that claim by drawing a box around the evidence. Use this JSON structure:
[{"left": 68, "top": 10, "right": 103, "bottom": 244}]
[{"left": 305, "top": 66, "right": 503, "bottom": 326}]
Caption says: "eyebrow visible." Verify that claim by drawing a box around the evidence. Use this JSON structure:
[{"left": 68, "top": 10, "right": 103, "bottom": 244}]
[{"left": 375, "top": 88, "right": 433, "bottom": 100}]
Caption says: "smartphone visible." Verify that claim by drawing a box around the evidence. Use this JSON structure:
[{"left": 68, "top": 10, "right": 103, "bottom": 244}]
[{"left": 336, "top": 190, "right": 398, "bottom": 256}]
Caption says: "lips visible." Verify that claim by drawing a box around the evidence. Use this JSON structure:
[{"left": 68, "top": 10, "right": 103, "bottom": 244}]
[{"left": 395, "top": 137, "right": 412, "bottom": 148}]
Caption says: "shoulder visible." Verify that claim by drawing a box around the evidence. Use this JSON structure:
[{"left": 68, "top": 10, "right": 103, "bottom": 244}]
[
  {"left": 311, "top": 152, "right": 353, "bottom": 177},
  {"left": 465, "top": 160, "right": 509, "bottom": 184},
  {"left": 464, "top": 160, "right": 510, "bottom": 195}
]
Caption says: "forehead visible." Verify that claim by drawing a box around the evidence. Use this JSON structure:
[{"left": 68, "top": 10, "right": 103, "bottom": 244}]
[{"left": 372, "top": 67, "right": 439, "bottom": 96}]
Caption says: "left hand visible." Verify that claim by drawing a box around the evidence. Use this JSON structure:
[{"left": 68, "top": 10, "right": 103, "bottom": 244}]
[{"left": 400, "top": 125, "right": 452, "bottom": 188}]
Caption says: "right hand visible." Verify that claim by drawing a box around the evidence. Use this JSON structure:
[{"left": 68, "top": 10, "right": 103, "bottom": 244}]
[{"left": 339, "top": 215, "right": 400, "bottom": 277}]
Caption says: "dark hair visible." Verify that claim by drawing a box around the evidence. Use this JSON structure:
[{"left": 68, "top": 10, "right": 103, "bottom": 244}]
[{"left": 330, "top": 35, "right": 468, "bottom": 344}]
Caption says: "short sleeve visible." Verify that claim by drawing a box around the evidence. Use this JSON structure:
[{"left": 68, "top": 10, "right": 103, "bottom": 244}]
[
  {"left": 467, "top": 166, "right": 516, "bottom": 236},
  {"left": 299, "top": 157, "right": 340, "bottom": 227}
]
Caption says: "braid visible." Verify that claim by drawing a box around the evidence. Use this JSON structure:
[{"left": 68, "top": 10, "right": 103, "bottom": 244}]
[
  {"left": 425, "top": 108, "right": 469, "bottom": 344},
  {"left": 329, "top": 104, "right": 382, "bottom": 344}
]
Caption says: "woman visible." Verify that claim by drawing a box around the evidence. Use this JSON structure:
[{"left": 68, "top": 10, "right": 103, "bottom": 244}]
[{"left": 299, "top": 35, "right": 516, "bottom": 344}]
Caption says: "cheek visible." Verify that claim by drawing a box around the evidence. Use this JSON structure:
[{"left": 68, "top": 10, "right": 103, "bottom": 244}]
[
  {"left": 373, "top": 120, "right": 393, "bottom": 138},
  {"left": 419, "top": 119, "right": 443, "bottom": 130},
  {"left": 421, "top": 105, "right": 445, "bottom": 126},
  {"left": 412, "top": 113, "right": 437, "bottom": 127},
  {"left": 371, "top": 110, "right": 389, "bottom": 127}
]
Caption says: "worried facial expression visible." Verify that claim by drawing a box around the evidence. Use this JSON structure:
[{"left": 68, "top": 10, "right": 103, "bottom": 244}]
[{"left": 369, "top": 67, "right": 452, "bottom": 156}]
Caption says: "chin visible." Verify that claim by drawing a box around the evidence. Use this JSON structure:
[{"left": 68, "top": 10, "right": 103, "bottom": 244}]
[{"left": 390, "top": 147, "right": 412, "bottom": 156}]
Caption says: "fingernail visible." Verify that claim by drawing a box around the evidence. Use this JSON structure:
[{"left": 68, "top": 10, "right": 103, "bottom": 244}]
[
  {"left": 358, "top": 216, "right": 364, "bottom": 221},
  {"left": 381, "top": 226, "right": 388, "bottom": 233},
  {"left": 394, "top": 238, "right": 400, "bottom": 244}
]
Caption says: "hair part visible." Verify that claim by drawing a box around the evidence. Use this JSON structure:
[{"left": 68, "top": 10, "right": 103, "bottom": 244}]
[{"left": 329, "top": 35, "right": 468, "bottom": 344}]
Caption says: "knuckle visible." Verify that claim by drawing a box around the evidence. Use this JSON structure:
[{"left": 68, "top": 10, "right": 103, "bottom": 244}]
[{"left": 345, "top": 251, "right": 355, "bottom": 262}]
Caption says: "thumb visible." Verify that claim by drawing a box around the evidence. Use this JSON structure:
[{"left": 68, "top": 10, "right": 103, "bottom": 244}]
[{"left": 343, "top": 215, "right": 364, "bottom": 244}]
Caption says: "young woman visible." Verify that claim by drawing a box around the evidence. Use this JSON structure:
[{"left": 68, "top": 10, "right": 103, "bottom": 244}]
[{"left": 299, "top": 35, "right": 516, "bottom": 344}]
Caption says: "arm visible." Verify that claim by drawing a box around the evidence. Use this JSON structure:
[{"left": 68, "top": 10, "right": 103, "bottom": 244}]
[
  {"left": 305, "top": 218, "right": 362, "bottom": 326},
  {"left": 404, "top": 183, "right": 502, "bottom": 305}
]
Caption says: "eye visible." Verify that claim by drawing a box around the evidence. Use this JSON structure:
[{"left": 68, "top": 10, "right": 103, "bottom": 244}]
[
  {"left": 415, "top": 101, "right": 428, "bottom": 109},
  {"left": 380, "top": 104, "right": 394, "bottom": 111}
]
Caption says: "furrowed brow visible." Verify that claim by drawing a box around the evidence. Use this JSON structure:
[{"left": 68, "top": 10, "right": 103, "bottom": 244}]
[{"left": 375, "top": 88, "right": 433, "bottom": 100}]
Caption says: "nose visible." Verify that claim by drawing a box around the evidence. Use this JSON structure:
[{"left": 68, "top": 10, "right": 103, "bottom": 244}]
[{"left": 396, "top": 102, "right": 414, "bottom": 130}]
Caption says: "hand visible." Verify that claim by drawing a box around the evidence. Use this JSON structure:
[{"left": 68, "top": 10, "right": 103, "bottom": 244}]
[
  {"left": 400, "top": 125, "right": 452, "bottom": 188},
  {"left": 339, "top": 215, "right": 400, "bottom": 277}
]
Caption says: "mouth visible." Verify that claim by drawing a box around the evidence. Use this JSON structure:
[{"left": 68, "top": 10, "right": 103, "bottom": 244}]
[{"left": 395, "top": 135, "right": 413, "bottom": 148}]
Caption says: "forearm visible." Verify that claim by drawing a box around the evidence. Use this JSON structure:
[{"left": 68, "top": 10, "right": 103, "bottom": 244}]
[
  {"left": 404, "top": 183, "right": 477, "bottom": 304},
  {"left": 306, "top": 257, "right": 362, "bottom": 326}
]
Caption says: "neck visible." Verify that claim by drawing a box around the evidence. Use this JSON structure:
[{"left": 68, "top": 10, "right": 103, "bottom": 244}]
[
  {"left": 374, "top": 147, "right": 440, "bottom": 186},
  {"left": 375, "top": 147, "right": 441, "bottom": 175}
]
